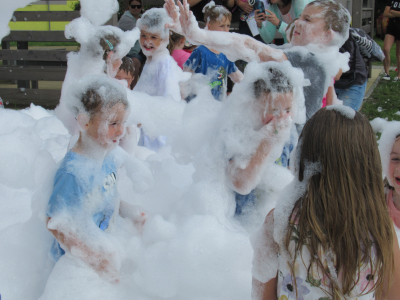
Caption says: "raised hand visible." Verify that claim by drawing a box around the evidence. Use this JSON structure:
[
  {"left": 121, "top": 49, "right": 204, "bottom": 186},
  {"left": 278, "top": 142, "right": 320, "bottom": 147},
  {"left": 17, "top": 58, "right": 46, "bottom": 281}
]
[
  {"left": 164, "top": 0, "right": 183, "bottom": 34},
  {"left": 176, "top": 0, "right": 202, "bottom": 42}
]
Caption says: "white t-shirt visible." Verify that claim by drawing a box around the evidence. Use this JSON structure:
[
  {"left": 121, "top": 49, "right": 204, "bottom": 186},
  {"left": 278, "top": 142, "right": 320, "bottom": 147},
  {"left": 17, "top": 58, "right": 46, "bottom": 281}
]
[{"left": 134, "top": 49, "right": 188, "bottom": 102}]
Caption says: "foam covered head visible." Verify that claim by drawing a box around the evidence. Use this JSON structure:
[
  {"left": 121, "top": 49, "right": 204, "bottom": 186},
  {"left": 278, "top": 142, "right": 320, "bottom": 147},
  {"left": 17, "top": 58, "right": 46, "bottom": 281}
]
[
  {"left": 66, "top": 75, "right": 129, "bottom": 118},
  {"left": 136, "top": 8, "right": 172, "bottom": 40}
]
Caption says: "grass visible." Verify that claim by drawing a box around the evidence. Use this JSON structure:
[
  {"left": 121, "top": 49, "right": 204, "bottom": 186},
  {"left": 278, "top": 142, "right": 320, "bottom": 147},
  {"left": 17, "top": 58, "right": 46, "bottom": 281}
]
[
  {"left": 359, "top": 35, "right": 400, "bottom": 122},
  {"left": 360, "top": 70, "right": 400, "bottom": 121},
  {"left": 372, "top": 36, "right": 398, "bottom": 67}
]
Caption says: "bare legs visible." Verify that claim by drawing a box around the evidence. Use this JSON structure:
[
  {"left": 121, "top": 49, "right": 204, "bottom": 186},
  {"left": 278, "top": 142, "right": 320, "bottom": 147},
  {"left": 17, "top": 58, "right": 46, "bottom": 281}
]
[{"left": 384, "top": 34, "right": 395, "bottom": 75}]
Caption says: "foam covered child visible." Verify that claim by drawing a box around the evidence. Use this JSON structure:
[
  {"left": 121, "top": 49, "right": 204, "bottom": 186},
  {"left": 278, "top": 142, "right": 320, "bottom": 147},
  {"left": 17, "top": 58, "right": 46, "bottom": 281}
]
[
  {"left": 183, "top": 2, "right": 244, "bottom": 101},
  {"left": 251, "top": 106, "right": 400, "bottom": 299},
  {"left": 134, "top": 8, "right": 189, "bottom": 102},
  {"left": 134, "top": 8, "right": 190, "bottom": 152},
  {"left": 227, "top": 63, "right": 303, "bottom": 215},
  {"left": 378, "top": 121, "right": 400, "bottom": 241},
  {"left": 45, "top": 76, "right": 149, "bottom": 285}
]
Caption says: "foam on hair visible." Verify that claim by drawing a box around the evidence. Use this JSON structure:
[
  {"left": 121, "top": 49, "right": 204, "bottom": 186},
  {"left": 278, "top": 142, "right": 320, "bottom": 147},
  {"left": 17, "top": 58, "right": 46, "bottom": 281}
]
[
  {"left": 307, "top": 0, "right": 350, "bottom": 47},
  {"left": 136, "top": 8, "right": 172, "bottom": 40},
  {"left": 67, "top": 75, "right": 129, "bottom": 117}
]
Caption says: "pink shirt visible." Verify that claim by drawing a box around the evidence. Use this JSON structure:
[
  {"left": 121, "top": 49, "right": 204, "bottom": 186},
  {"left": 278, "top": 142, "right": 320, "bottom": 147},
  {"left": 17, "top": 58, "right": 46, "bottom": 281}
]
[
  {"left": 387, "top": 189, "right": 400, "bottom": 229},
  {"left": 172, "top": 49, "right": 191, "bottom": 70}
]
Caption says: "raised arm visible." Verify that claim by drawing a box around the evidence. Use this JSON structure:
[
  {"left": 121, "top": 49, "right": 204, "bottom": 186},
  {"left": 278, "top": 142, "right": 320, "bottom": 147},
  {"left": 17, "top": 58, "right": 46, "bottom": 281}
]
[
  {"left": 227, "top": 116, "right": 290, "bottom": 195},
  {"left": 165, "top": 0, "right": 287, "bottom": 63}
]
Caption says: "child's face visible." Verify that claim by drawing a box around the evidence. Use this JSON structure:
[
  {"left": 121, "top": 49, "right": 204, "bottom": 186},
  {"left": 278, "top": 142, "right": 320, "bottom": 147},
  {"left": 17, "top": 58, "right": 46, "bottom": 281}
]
[
  {"left": 115, "top": 69, "right": 134, "bottom": 88},
  {"left": 140, "top": 30, "right": 164, "bottom": 56},
  {"left": 388, "top": 137, "right": 400, "bottom": 195},
  {"left": 86, "top": 103, "right": 128, "bottom": 150},
  {"left": 256, "top": 92, "right": 293, "bottom": 125},
  {"left": 291, "top": 5, "right": 332, "bottom": 47},
  {"left": 207, "top": 16, "right": 231, "bottom": 32}
]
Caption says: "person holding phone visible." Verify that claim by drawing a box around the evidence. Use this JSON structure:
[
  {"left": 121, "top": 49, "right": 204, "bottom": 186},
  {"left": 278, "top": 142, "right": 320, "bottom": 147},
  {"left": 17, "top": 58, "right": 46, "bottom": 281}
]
[{"left": 254, "top": 0, "right": 312, "bottom": 44}]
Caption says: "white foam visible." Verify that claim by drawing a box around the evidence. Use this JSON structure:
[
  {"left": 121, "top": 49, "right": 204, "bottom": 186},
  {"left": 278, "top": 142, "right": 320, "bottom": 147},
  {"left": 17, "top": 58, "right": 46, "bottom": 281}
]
[{"left": 326, "top": 104, "right": 356, "bottom": 119}]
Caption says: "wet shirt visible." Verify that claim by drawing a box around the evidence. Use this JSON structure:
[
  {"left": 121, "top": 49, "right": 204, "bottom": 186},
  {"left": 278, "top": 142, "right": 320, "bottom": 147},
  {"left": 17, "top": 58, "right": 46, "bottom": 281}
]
[
  {"left": 184, "top": 45, "right": 238, "bottom": 101},
  {"left": 47, "top": 151, "right": 118, "bottom": 261}
]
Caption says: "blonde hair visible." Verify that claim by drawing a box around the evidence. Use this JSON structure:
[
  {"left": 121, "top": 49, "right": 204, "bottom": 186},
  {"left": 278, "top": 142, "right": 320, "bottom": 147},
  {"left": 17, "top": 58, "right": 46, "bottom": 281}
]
[
  {"left": 286, "top": 108, "right": 394, "bottom": 299},
  {"left": 203, "top": 4, "right": 232, "bottom": 24}
]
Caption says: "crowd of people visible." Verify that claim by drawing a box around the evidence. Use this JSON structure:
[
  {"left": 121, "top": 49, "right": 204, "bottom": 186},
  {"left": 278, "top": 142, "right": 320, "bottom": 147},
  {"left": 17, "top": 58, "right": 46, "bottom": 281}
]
[{"left": 26, "top": 0, "right": 400, "bottom": 298}]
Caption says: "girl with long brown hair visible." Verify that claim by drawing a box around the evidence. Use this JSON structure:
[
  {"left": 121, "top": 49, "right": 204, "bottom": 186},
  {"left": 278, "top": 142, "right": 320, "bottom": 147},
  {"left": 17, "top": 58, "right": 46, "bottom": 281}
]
[{"left": 252, "top": 107, "right": 400, "bottom": 300}]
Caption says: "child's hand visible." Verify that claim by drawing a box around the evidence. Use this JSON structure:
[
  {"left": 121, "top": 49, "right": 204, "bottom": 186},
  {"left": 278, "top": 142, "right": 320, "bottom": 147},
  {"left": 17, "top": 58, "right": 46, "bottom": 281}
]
[
  {"left": 164, "top": 0, "right": 182, "bottom": 34},
  {"left": 133, "top": 212, "right": 147, "bottom": 232},
  {"left": 237, "top": 0, "right": 253, "bottom": 14},
  {"left": 261, "top": 114, "right": 291, "bottom": 144},
  {"left": 119, "top": 201, "right": 148, "bottom": 232},
  {"left": 176, "top": 0, "right": 199, "bottom": 41}
]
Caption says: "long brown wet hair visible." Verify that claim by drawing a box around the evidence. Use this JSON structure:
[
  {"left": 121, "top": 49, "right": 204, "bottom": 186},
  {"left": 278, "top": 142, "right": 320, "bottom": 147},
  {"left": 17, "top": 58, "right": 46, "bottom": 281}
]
[{"left": 285, "top": 108, "right": 394, "bottom": 299}]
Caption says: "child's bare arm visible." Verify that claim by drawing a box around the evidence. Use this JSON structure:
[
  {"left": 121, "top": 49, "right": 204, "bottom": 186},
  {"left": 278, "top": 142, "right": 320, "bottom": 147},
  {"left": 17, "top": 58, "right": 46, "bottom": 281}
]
[
  {"left": 227, "top": 137, "right": 272, "bottom": 195},
  {"left": 252, "top": 277, "right": 278, "bottom": 300},
  {"left": 165, "top": 0, "right": 287, "bottom": 63},
  {"left": 46, "top": 217, "right": 119, "bottom": 282},
  {"left": 227, "top": 117, "right": 290, "bottom": 195},
  {"left": 119, "top": 200, "right": 147, "bottom": 230},
  {"left": 228, "top": 70, "right": 244, "bottom": 83}
]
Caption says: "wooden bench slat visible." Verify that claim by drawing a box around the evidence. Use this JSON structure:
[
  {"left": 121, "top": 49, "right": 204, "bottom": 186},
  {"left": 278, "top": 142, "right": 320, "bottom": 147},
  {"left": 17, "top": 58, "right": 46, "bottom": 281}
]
[
  {"left": 0, "top": 66, "right": 66, "bottom": 81},
  {"left": 0, "top": 49, "right": 69, "bottom": 61},
  {"left": 2, "top": 31, "right": 75, "bottom": 42},
  {"left": 362, "top": 10, "right": 372, "bottom": 19},
  {"left": 362, "top": 24, "right": 371, "bottom": 35},
  {"left": 11, "top": 11, "right": 80, "bottom": 22},
  {"left": 0, "top": 88, "right": 60, "bottom": 107}
]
